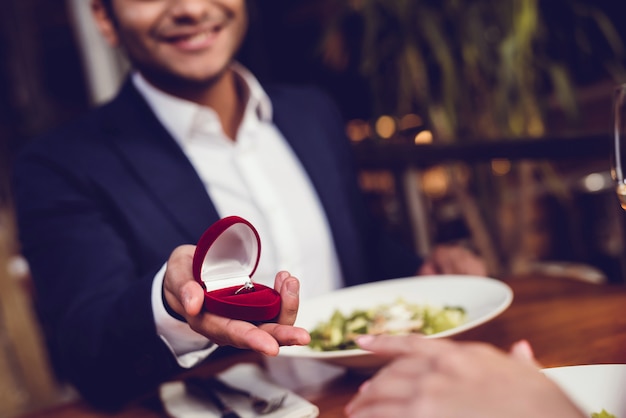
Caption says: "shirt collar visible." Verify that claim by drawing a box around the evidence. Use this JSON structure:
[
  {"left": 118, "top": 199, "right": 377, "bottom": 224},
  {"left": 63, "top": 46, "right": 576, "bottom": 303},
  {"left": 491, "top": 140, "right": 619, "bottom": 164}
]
[
  {"left": 131, "top": 63, "right": 273, "bottom": 145},
  {"left": 232, "top": 62, "right": 272, "bottom": 122}
]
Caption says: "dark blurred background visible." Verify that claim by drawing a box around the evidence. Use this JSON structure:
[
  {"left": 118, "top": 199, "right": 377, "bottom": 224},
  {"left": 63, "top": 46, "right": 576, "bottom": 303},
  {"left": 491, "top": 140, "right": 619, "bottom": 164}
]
[
  {"left": 1, "top": 0, "right": 626, "bottom": 281},
  {"left": 1, "top": 1, "right": 626, "bottom": 415},
  {"left": 2, "top": 1, "right": 624, "bottom": 157}
]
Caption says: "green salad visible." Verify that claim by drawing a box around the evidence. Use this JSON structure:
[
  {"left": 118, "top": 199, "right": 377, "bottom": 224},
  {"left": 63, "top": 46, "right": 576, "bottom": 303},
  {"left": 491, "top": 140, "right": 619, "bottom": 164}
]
[
  {"left": 591, "top": 410, "right": 616, "bottom": 418},
  {"left": 309, "top": 298, "right": 466, "bottom": 351}
]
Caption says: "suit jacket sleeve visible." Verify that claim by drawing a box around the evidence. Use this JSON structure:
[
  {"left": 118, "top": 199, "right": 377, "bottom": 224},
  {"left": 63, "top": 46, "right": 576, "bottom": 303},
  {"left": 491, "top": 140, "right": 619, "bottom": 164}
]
[{"left": 10, "top": 83, "right": 220, "bottom": 409}]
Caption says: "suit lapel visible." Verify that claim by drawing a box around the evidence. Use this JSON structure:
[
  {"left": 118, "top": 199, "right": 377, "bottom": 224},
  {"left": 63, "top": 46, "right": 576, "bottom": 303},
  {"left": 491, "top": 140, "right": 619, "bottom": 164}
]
[
  {"left": 270, "top": 88, "right": 365, "bottom": 286},
  {"left": 270, "top": 92, "right": 337, "bottom": 221},
  {"left": 101, "top": 81, "right": 220, "bottom": 242},
  {"left": 96, "top": 81, "right": 364, "bottom": 283}
]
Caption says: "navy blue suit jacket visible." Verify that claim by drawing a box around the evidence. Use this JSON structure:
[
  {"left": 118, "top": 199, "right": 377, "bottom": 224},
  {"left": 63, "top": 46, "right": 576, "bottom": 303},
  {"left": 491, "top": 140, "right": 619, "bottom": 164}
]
[{"left": 12, "top": 79, "right": 420, "bottom": 408}]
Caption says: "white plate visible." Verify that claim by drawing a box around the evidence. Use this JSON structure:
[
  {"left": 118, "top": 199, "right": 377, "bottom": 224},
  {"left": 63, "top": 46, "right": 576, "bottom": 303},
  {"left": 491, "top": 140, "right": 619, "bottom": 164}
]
[
  {"left": 279, "top": 275, "right": 513, "bottom": 370},
  {"left": 542, "top": 364, "right": 626, "bottom": 417}
]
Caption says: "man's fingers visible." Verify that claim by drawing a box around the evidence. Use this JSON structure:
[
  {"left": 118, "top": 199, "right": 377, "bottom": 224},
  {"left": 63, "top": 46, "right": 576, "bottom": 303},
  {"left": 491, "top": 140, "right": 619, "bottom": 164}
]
[
  {"left": 163, "top": 245, "right": 200, "bottom": 317},
  {"left": 260, "top": 322, "right": 311, "bottom": 347},
  {"left": 186, "top": 311, "right": 310, "bottom": 356},
  {"left": 420, "top": 245, "right": 487, "bottom": 276},
  {"left": 189, "top": 314, "right": 281, "bottom": 355},
  {"left": 178, "top": 280, "right": 205, "bottom": 316},
  {"left": 275, "top": 275, "right": 300, "bottom": 325},
  {"left": 171, "top": 268, "right": 310, "bottom": 356},
  {"left": 418, "top": 261, "right": 438, "bottom": 275},
  {"left": 274, "top": 270, "right": 290, "bottom": 290}
]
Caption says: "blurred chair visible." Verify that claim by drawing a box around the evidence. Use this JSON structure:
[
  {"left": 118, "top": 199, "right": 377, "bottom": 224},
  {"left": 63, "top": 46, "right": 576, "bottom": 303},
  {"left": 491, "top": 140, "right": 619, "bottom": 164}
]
[
  {"left": 0, "top": 208, "right": 71, "bottom": 417},
  {"left": 67, "top": 0, "right": 128, "bottom": 105}
]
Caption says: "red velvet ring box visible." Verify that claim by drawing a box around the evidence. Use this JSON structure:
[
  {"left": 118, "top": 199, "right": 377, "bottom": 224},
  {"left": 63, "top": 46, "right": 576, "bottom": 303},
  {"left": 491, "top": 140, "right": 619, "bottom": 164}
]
[{"left": 192, "top": 216, "right": 281, "bottom": 322}]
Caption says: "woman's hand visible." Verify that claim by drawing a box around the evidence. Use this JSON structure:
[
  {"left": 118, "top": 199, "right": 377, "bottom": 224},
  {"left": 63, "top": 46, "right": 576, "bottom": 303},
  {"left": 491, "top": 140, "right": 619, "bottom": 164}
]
[{"left": 345, "top": 335, "right": 585, "bottom": 418}]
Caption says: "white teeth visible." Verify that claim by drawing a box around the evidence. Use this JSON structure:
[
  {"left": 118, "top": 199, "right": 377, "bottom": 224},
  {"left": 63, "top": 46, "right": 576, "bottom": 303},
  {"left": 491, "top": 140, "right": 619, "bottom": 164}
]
[{"left": 184, "top": 31, "right": 209, "bottom": 46}]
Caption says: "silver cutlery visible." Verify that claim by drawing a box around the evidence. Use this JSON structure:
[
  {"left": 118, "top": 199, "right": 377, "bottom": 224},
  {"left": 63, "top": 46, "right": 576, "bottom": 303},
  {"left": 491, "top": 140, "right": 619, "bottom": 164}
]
[
  {"left": 185, "top": 375, "right": 287, "bottom": 415},
  {"left": 185, "top": 377, "right": 242, "bottom": 418},
  {"left": 206, "top": 376, "right": 287, "bottom": 414}
]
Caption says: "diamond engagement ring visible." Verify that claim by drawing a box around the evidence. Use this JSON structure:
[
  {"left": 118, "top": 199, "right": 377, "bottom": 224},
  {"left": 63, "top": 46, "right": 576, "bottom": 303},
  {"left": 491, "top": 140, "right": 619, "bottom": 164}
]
[{"left": 235, "top": 280, "right": 255, "bottom": 294}]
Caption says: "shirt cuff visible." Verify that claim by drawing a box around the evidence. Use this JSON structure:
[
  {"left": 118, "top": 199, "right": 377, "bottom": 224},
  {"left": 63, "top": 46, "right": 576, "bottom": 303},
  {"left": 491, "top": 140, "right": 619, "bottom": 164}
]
[{"left": 151, "top": 262, "right": 217, "bottom": 368}]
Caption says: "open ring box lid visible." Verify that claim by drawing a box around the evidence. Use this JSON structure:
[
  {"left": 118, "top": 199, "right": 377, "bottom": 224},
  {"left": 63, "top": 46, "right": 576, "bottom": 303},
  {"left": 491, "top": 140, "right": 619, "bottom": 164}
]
[{"left": 192, "top": 216, "right": 281, "bottom": 322}]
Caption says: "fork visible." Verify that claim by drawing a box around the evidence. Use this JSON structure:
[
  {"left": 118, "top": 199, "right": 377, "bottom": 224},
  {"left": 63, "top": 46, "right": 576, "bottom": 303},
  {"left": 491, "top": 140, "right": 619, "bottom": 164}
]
[
  {"left": 185, "top": 377, "right": 242, "bottom": 418},
  {"left": 206, "top": 376, "right": 287, "bottom": 414}
]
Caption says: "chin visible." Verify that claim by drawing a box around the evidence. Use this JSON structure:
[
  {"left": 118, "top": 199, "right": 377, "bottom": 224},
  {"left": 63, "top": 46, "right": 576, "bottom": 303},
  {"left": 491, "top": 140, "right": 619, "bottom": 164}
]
[
  {"left": 142, "top": 63, "right": 230, "bottom": 91},
  {"left": 173, "top": 60, "right": 231, "bottom": 82},
  {"left": 185, "top": 70, "right": 230, "bottom": 87}
]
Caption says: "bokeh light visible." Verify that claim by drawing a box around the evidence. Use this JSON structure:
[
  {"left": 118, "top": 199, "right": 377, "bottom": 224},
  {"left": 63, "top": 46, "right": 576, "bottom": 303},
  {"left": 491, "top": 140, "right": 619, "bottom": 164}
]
[
  {"left": 399, "top": 113, "right": 423, "bottom": 130},
  {"left": 414, "top": 130, "right": 433, "bottom": 144},
  {"left": 345, "top": 119, "right": 372, "bottom": 142},
  {"left": 491, "top": 159, "right": 511, "bottom": 176},
  {"left": 375, "top": 115, "right": 396, "bottom": 139}
]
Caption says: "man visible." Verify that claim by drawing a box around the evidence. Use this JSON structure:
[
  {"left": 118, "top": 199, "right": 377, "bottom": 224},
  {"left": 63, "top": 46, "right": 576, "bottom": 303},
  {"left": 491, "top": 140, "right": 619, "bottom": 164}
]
[{"left": 11, "top": 0, "right": 485, "bottom": 409}]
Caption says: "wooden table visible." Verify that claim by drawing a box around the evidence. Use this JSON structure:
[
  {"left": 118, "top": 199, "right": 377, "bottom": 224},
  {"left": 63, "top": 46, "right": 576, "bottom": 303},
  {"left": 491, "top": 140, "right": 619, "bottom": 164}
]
[{"left": 18, "top": 275, "right": 626, "bottom": 418}]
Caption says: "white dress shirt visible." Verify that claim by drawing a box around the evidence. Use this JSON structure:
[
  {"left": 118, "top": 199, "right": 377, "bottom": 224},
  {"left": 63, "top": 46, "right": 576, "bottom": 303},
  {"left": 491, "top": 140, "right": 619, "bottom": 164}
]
[{"left": 134, "top": 64, "right": 343, "bottom": 366}]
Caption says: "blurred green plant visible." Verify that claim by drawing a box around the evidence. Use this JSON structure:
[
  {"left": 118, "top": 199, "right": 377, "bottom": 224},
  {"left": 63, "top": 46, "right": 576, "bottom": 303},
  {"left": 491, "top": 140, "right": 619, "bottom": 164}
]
[
  {"left": 324, "top": 0, "right": 625, "bottom": 140},
  {"left": 321, "top": 0, "right": 626, "bottom": 275}
]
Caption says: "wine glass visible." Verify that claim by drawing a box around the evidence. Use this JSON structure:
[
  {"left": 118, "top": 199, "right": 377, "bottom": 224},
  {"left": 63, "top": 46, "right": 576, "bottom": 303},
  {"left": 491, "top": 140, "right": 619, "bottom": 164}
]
[{"left": 612, "top": 83, "right": 626, "bottom": 210}]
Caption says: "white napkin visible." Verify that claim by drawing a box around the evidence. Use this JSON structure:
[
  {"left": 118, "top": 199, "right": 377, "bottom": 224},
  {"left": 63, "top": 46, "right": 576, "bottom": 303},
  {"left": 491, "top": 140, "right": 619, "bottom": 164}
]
[{"left": 159, "top": 363, "right": 320, "bottom": 418}]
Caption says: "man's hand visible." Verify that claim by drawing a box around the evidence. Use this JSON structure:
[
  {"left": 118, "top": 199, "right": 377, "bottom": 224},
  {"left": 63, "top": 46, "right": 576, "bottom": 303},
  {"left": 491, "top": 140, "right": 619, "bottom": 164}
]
[
  {"left": 162, "top": 245, "right": 310, "bottom": 356},
  {"left": 419, "top": 244, "right": 488, "bottom": 276}
]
